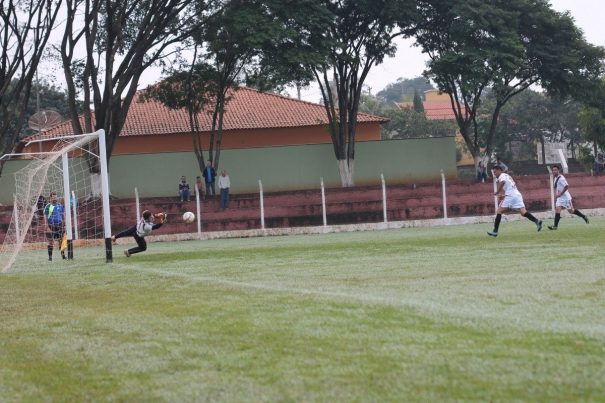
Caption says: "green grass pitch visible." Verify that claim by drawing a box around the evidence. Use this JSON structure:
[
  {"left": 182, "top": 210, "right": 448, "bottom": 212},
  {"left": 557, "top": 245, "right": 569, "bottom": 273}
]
[{"left": 1, "top": 218, "right": 604, "bottom": 401}]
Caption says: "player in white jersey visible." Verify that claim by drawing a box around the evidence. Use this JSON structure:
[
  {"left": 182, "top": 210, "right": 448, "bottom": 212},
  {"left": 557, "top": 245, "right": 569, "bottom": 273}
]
[
  {"left": 112, "top": 210, "right": 167, "bottom": 257},
  {"left": 488, "top": 165, "right": 542, "bottom": 237},
  {"left": 547, "top": 165, "right": 589, "bottom": 230}
]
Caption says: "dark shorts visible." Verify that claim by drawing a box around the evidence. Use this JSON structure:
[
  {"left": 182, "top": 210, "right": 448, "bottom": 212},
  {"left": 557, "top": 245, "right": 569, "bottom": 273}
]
[{"left": 47, "top": 224, "right": 64, "bottom": 240}]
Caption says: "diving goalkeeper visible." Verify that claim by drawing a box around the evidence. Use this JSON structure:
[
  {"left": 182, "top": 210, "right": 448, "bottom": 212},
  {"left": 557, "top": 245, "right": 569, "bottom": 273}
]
[{"left": 112, "top": 210, "right": 167, "bottom": 257}]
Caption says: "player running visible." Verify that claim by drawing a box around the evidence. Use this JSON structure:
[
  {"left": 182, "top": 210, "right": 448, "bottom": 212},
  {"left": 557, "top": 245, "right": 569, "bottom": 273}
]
[
  {"left": 112, "top": 210, "right": 167, "bottom": 257},
  {"left": 547, "top": 164, "right": 589, "bottom": 230},
  {"left": 488, "top": 165, "right": 542, "bottom": 237}
]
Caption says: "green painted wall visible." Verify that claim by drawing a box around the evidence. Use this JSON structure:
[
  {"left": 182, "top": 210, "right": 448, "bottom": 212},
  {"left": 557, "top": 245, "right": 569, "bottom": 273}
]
[
  {"left": 1, "top": 137, "right": 456, "bottom": 203},
  {"left": 0, "top": 160, "right": 30, "bottom": 205}
]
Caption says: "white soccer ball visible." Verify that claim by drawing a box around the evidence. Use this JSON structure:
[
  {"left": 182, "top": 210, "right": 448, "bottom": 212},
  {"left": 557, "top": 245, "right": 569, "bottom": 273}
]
[{"left": 182, "top": 211, "right": 195, "bottom": 224}]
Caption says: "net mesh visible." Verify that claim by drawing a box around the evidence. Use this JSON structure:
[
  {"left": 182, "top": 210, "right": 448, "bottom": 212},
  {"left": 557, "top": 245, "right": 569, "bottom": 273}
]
[{"left": 0, "top": 133, "right": 109, "bottom": 273}]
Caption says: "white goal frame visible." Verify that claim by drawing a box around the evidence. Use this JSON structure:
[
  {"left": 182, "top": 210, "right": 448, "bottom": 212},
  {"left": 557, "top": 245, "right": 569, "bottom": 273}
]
[{"left": 0, "top": 129, "right": 113, "bottom": 273}]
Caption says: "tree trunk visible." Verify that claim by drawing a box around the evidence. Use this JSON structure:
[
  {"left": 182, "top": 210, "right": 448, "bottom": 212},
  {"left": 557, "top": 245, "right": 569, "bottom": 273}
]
[
  {"left": 541, "top": 138, "right": 546, "bottom": 165},
  {"left": 338, "top": 159, "right": 354, "bottom": 187},
  {"left": 213, "top": 93, "right": 227, "bottom": 171}
]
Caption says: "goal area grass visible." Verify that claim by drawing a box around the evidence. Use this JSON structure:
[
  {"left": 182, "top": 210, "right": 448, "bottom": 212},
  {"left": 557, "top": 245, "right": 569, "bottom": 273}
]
[{"left": 1, "top": 218, "right": 604, "bottom": 401}]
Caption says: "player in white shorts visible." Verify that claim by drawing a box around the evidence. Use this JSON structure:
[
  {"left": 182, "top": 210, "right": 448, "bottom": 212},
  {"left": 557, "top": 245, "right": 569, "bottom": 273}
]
[
  {"left": 547, "top": 164, "right": 589, "bottom": 230},
  {"left": 488, "top": 165, "right": 542, "bottom": 237}
]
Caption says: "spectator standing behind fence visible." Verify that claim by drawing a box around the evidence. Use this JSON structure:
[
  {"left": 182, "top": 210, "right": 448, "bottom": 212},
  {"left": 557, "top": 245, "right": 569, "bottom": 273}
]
[
  {"left": 594, "top": 152, "right": 604, "bottom": 175},
  {"left": 202, "top": 160, "right": 217, "bottom": 196},
  {"left": 218, "top": 169, "right": 231, "bottom": 210},
  {"left": 476, "top": 161, "right": 488, "bottom": 182},
  {"left": 178, "top": 176, "right": 190, "bottom": 202},
  {"left": 195, "top": 176, "right": 204, "bottom": 199}
]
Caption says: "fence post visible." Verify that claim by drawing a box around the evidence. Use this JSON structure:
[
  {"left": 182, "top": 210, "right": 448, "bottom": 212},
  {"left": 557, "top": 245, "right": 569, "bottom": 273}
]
[
  {"left": 195, "top": 186, "right": 202, "bottom": 238},
  {"left": 440, "top": 169, "right": 447, "bottom": 220},
  {"left": 321, "top": 177, "right": 327, "bottom": 227},
  {"left": 381, "top": 174, "right": 387, "bottom": 223},
  {"left": 547, "top": 165, "right": 555, "bottom": 213},
  {"left": 134, "top": 187, "right": 140, "bottom": 221},
  {"left": 259, "top": 180, "right": 265, "bottom": 230}
]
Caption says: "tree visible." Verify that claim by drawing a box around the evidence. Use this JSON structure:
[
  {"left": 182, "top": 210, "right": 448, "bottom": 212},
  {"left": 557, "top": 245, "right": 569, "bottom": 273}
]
[
  {"left": 143, "top": 50, "right": 214, "bottom": 174},
  {"left": 58, "top": 0, "right": 210, "bottom": 173},
  {"left": 479, "top": 89, "right": 581, "bottom": 163},
  {"left": 578, "top": 78, "right": 605, "bottom": 155},
  {"left": 414, "top": 0, "right": 605, "bottom": 167},
  {"left": 412, "top": 89, "right": 424, "bottom": 112},
  {"left": 382, "top": 108, "right": 456, "bottom": 139},
  {"left": 0, "top": 0, "right": 62, "bottom": 176},
  {"left": 376, "top": 76, "right": 433, "bottom": 103},
  {"left": 289, "top": 0, "right": 418, "bottom": 187},
  {"left": 147, "top": 0, "right": 304, "bottom": 172},
  {"left": 579, "top": 106, "right": 605, "bottom": 155},
  {"left": 21, "top": 79, "right": 84, "bottom": 137}
]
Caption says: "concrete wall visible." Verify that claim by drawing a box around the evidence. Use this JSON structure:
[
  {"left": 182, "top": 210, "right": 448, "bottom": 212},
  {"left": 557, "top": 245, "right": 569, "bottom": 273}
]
[{"left": 1, "top": 137, "right": 456, "bottom": 202}]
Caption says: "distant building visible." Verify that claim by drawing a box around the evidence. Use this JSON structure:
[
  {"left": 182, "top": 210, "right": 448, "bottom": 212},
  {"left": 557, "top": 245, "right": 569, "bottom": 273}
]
[
  {"left": 396, "top": 89, "right": 472, "bottom": 165},
  {"left": 21, "top": 86, "right": 388, "bottom": 154}
]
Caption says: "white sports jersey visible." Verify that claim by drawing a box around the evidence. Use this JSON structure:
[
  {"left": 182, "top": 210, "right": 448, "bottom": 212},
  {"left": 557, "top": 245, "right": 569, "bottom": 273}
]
[
  {"left": 136, "top": 218, "right": 153, "bottom": 237},
  {"left": 553, "top": 174, "right": 571, "bottom": 198},
  {"left": 497, "top": 173, "right": 522, "bottom": 198},
  {"left": 554, "top": 174, "right": 573, "bottom": 209}
]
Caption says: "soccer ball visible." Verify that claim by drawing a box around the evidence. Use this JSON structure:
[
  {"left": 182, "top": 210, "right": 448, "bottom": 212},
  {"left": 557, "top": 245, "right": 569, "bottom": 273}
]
[{"left": 182, "top": 211, "right": 195, "bottom": 224}]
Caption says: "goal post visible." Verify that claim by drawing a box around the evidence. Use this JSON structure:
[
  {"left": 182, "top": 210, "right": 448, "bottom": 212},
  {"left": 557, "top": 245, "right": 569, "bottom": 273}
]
[{"left": 0, "top": 129, "right": 113, "bottom": 273}]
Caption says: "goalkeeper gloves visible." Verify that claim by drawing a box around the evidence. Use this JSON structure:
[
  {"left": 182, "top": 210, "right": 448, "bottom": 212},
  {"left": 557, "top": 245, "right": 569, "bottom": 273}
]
[{"left": 154, "top": 212, "right": 167, "bottom": 224}]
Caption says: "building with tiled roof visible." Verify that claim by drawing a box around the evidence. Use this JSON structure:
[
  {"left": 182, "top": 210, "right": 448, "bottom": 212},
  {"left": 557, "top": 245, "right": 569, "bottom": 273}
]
[
  {"left": 22, "top": 87, "right": 388, "bottom": 155},
  {"left": 395, "top": 89, "right": 459, "bottom": 121}
]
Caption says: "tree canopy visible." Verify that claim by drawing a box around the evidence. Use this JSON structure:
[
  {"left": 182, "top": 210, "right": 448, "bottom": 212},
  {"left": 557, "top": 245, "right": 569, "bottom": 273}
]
[
  {"left": 376, "top": 76, "right": 434, "bottom": 103},
  {"left": 0, "top": 0, "right": 62, "bottom": 176},
  {"left": 58, "top": 0, "right": 209, "bottom": 170},
  {"left": 414, "top": 0, "right": 605, "bottom": 164},
  {"left": 265, "top": 0, "right": 418, "bottom": 186}
]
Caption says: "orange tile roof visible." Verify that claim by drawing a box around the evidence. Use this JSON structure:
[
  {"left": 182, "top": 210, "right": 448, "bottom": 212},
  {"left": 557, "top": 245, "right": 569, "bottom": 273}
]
[
  {"left": 423, "top": 100, "right": 458, "bottom": 120},
  {"left": 25, "top": 87, "right": 388, "bottom": 141}
]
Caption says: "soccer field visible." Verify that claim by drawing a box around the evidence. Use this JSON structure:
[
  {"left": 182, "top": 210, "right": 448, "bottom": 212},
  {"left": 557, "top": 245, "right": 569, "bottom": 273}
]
[{"left": 1, "top": 218, "right": 604, "bottom": 401}]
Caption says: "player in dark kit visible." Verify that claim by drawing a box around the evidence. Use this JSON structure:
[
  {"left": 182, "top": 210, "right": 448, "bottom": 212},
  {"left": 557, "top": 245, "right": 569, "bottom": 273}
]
[
  {"left": 44, "top": 191, "right": 66, "bottom": 261},
  {"left": 548, "top": 165, "right": 589, "bottom": 230},
  {"left": 112, "top": 210, "right": 167, "bottom": 257}
]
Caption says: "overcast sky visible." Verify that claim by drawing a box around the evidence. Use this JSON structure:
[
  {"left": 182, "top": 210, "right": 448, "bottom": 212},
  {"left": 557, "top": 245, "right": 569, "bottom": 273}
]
[
  {"left": 41, "top": 1, "right": 605, "bottom": 103},
  {"left": 292, "top": 0, "right": 605, "bottom": 102}
]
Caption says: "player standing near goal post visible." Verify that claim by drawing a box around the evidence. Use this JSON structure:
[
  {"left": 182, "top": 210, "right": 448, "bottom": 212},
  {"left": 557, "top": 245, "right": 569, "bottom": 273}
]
[
  {"left": 548, "top": 164, "right": 589, "bottom": 230},
  {"left": 112, "top": 210, "right": 167, "bottom": 257},
  {"left": 488, "top": 165, "right": 543, "bottom": 237},
  {"left": 44, "top": 191, "right": 67, "bottom": 261}
]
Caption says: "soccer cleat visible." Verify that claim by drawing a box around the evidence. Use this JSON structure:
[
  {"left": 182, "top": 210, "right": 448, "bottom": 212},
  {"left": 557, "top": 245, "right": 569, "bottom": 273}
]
[
  {"left": 547, "top": 225, "right": 558, "bottom": 230},
  {"left": 61, "top": 253, "right": 67, "bottom": 260},
  {"left": 487, "top": 231, "right": 498, "bottom": 237},
  {"left": 584, "top": 216, "right": 589, "bottom": 224},
  {"left": 536, "top": 220, "right": 543, "bottom": 232},
  {"left": 48, "top": 257, "right": 52, "bottom": 261},
  {"left": 124, "top": 250, "right": 131, "bottom": 258}
]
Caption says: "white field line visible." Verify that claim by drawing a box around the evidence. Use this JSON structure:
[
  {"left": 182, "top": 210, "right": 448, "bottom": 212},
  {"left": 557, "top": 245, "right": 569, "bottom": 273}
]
[
  {"left": 125, "top": 208, "right": 605, "bottom": 245},
  {"left": 128, "top": 264, "right": 605, "bottom": 338}
]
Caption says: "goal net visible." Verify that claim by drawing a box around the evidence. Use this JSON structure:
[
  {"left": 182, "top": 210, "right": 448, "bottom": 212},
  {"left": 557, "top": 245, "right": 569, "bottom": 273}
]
[{"left": 0, "top": 130, "right": 112, "bottom": 273}]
